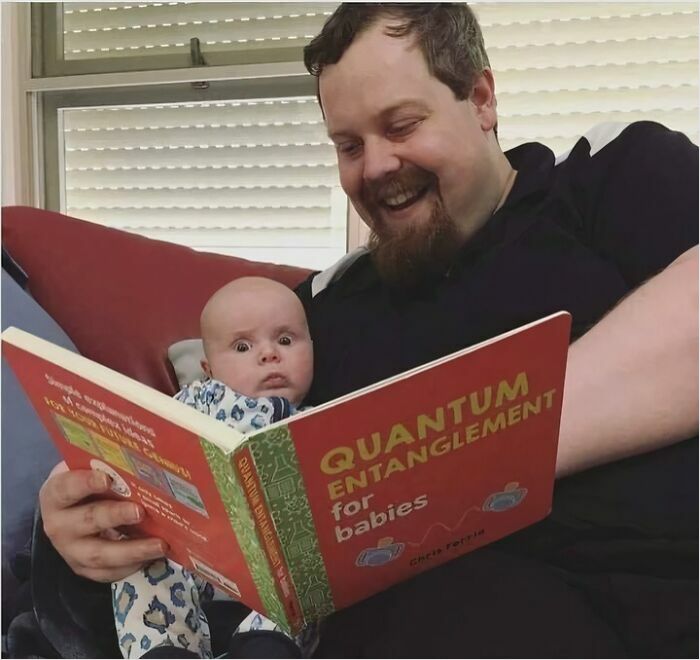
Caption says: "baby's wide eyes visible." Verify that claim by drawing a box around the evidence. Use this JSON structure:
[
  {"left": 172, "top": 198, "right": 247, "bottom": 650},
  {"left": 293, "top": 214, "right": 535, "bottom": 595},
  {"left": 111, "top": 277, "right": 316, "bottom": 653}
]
[
  {"left": 234, "top": 341, "right": 251, "bottom": 353},
  {"left": 278, "top": 335, "right": 292, "bottom": 346}
]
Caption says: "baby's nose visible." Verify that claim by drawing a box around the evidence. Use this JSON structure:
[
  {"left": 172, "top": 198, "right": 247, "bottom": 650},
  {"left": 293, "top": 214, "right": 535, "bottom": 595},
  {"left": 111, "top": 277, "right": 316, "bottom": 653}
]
[{"left": 259, "top": 345, "right": 280, "bottom": 363}]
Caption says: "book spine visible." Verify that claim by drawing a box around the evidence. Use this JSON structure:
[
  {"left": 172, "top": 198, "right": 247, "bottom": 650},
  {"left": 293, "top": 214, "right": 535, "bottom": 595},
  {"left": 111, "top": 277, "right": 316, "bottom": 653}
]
[
  {"left": 200, "top": 440, "right": 289, "bottom": 631},
  {"left": 235, "top": 445, "right": 305, "bottom": 633},
  {"left": 243, "top": 425, "right": 335, "bottom": 623}
]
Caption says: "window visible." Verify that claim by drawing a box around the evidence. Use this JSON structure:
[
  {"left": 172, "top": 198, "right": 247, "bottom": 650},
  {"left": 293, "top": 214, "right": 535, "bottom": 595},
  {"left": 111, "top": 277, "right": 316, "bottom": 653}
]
[
  {"left": 42, "top": 83, "right": 346, "bottom": 269},
  {"left": 473, "top": 3, "right": 699, "bottom": 154},
  {"left": 27, "top": 2, "right": 698, "bottom": 268},
  {"left": 33, "top": 2, "right": 346, "bottom": 269}
]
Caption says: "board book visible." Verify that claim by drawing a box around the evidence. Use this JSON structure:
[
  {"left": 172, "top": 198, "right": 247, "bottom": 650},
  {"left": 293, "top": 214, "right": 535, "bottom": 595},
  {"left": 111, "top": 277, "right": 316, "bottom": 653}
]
[{"left": 2, "top": 311, "right": 571, "bottom": 633}]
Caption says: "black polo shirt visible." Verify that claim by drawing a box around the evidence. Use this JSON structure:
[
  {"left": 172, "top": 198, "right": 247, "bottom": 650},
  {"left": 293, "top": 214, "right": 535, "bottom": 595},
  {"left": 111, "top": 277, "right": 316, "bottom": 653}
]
[
  {"left": 296, "top": 121, "right": 698, "bottom": 656},
  {"left": 297, "top": 121, "right": 697, "bottom": 405}
]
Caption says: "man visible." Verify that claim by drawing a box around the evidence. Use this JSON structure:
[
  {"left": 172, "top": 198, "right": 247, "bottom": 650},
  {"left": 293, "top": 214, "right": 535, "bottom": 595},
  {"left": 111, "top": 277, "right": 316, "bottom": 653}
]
[{"left": 38, "top": 4, "right": 698, "bottom": 657}]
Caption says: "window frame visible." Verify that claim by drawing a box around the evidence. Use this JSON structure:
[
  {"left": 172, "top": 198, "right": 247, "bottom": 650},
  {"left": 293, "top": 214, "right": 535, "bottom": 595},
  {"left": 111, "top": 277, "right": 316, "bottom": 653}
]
[{"left": 32, "top": 3, "right": 314, "bottom": 78}]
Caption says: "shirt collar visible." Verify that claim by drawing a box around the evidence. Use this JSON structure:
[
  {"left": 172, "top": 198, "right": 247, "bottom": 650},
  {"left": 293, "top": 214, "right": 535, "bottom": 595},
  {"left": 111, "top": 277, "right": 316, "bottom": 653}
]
[
  {"left": 453, "top": 141, "right": 556, "bottom": 259},
  {"left": 502, "top": 141, "right": 556, "bottom": 209}
]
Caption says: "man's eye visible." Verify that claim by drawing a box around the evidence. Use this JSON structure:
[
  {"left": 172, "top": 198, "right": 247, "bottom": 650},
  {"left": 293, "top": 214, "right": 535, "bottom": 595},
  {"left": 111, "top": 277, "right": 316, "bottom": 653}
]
[
  {"left": 234, "top": 342, "right": 251, "bottom": 353},
  {"left": 336, "top": 142, "right": 361, "bottom": 157},
  {"left": 388, "top": 120, "right": 420, "bottom": 137},
  {"left": 278, "top": 335, "right": 292, "bottom": 346}
]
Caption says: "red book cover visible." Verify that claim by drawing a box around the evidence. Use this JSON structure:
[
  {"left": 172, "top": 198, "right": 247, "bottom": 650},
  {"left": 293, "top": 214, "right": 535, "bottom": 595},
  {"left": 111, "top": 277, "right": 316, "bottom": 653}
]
[
  {"left": 3, "top": 311, "right": 570, "bottom": 630},
  {"left": 1, "top": 330, "right": 282, "bottom": 622},
  {"left": 242, "top": 312, "right": 571, "bottom": 618}
]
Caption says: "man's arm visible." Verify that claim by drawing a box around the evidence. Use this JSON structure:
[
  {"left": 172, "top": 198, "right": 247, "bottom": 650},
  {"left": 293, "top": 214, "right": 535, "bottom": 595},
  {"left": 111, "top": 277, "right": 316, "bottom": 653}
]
[{"left": 556, "top": 245, "right": 698, "bottom": 477}]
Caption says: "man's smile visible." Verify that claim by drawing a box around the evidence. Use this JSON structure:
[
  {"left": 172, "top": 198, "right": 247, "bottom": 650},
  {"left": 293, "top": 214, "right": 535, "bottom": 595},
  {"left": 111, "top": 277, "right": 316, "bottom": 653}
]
[{"left": 381, "top": 182, "right": 432, "bottom": 211}]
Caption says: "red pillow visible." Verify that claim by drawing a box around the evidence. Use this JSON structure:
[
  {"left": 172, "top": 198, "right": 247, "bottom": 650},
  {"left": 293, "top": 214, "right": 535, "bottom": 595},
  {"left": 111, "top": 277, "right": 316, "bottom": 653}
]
[{"left": 2, "top": 206, "right": 311, "bottom": 394}]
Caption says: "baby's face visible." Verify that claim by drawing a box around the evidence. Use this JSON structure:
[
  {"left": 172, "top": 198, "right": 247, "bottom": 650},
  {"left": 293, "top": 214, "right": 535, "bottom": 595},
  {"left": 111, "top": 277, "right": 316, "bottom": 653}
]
[{"left": 202, "top": 280, "right": 313, "bottom": 406}]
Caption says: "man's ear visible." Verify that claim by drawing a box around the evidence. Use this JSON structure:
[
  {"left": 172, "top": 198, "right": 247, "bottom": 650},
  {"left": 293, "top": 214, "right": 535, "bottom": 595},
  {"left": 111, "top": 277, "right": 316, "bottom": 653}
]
[
  {"left": 470, "top": 69, "right": 497, "bottom": 133},
  {"left": 201, "top": 359, "right": 212, "bottom": 378}
]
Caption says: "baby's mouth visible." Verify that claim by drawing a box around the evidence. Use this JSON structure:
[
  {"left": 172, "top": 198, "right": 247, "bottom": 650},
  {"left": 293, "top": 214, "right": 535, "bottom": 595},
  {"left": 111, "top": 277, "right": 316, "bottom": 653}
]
[{"left": 262, "top": 373, "right": 288, "bottom": 388}]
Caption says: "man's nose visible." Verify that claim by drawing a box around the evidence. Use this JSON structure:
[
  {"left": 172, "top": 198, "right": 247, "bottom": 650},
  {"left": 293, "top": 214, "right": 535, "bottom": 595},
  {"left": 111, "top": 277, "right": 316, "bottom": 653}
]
[{"left": 362, "top": 137, "right": 401, "bottom": 183}]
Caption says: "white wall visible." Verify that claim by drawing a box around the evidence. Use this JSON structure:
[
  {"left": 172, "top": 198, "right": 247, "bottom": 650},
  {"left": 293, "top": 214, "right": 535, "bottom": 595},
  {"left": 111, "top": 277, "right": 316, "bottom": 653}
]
[{"left": 1, "top": 2, "right": 32, "bottom": 206}]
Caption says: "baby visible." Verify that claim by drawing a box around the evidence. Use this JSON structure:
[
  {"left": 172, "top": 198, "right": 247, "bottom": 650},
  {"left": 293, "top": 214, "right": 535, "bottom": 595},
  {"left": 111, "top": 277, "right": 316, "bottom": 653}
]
[{"left": 112, "top": 277, "right": 314, "bottom": 659}]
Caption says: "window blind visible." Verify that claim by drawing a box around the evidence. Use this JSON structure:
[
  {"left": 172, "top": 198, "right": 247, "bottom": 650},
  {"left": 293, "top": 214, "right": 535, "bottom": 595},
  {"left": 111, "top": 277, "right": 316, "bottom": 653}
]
[
  {"left": 60, "top": 96, "right": 345, "bottom": 269},
  {"left": 61, "top": 2, "right": 337, "bottom": 62},
  {"left": 474, "top": 2, "right": 698, "bottom": 153}
]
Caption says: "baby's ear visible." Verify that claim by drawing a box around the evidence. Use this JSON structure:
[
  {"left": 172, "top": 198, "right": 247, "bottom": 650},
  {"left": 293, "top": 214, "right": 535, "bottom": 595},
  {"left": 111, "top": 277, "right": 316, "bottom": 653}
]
[{"left": 201, "top": 359, "right": 212, "bottom": 378}]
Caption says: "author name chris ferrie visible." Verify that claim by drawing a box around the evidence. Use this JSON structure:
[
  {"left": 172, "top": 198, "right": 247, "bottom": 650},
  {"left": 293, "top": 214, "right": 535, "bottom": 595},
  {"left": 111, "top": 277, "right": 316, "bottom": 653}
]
[{"left": 409, "top": 528, "right": 485, "bottom": 567}]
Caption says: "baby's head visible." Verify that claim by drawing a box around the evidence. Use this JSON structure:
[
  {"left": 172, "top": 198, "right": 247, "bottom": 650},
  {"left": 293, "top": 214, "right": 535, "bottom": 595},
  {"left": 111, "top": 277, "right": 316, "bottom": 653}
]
[{"left": 200, "top": 277, "right": 313, "bottom": 407}]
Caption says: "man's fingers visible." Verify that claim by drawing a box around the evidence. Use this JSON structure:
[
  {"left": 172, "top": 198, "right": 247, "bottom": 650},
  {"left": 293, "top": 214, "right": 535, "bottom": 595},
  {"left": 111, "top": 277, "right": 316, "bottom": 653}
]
[
  {"left": 43, "top": 497, "right": 146, "bottom": 542},
  {"left": 73, "top": 499, "right": 144, "bottom": 537},
  {"left": 71, "top": 537, "right": 167, "bottom": 582},
  {"left": 39, "top": 468, "right": 110, "bottom": 512},
  {"left": 48, "top": 460, "right": 69, "bottom": 478},
  {"left": 40, "top": 469, "right": 146, "bottom": 535},
  {"left": 38, "top": 464, "right": 167, "bottom": 583},
  {"left": 76, "top": 564, "right": 146, "bottom": 583},
  {"left": 100, "top": 528, "right": 128, "bottom": 541}
]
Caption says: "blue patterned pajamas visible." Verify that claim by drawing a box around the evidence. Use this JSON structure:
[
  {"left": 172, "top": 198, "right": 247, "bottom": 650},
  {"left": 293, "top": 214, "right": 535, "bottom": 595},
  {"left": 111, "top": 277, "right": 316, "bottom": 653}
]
[{"left": 112, "top": 379, "right": 294, "bottom": 658}]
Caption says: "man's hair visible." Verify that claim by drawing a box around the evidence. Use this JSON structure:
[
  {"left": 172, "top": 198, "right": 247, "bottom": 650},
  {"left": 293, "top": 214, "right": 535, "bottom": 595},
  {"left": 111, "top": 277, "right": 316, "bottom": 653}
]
[{"left": 303, "top": 3, "right": 490, "bottom": 101}]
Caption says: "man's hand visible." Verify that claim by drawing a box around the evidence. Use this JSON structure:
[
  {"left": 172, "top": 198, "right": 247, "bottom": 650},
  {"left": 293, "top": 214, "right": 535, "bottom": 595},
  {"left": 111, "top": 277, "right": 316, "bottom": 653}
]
[{"left": 39, "top": 462, "right": 167, "bottom": 582}]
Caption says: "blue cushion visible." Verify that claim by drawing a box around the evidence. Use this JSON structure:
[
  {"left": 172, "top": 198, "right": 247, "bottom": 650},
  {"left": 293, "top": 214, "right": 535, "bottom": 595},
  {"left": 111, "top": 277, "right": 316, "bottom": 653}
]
[{"left": 1, "top": 270, "right": 74, "bottom": 622}]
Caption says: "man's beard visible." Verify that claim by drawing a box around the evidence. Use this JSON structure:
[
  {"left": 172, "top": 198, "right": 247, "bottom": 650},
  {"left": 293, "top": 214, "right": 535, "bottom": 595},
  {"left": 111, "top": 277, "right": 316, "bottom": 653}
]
[{"left": 366, "top": 179, "right": 463, "bottom": 290}]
